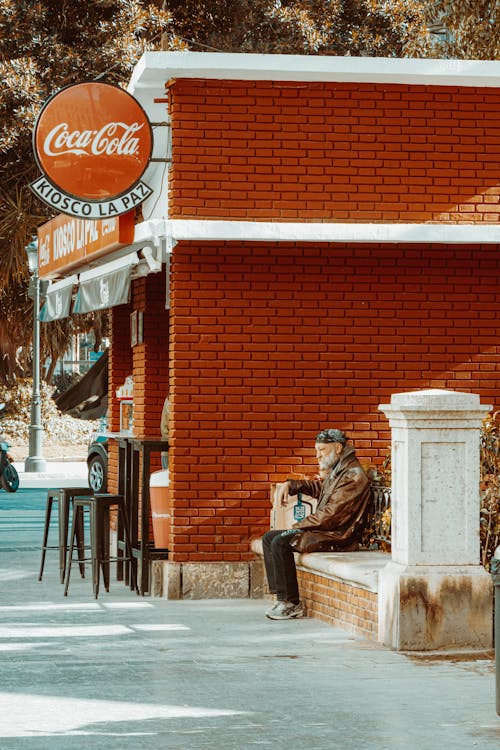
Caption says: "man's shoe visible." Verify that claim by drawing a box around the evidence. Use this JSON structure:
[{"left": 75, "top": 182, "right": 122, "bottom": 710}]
[
  {"left": 266, "top": 600, "right": 304, "bottom": 620},
  {"left": 265, "top": 601, "right": 281, "bottom": 617}
]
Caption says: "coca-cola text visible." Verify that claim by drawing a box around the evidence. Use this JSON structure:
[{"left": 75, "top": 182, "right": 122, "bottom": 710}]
[{"left": 43, "top": 122, "right": 144, "bottom": 157}]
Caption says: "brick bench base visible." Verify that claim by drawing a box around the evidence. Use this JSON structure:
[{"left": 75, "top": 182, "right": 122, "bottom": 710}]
[
  {"left": 251, "top": 538, "right": 389, "bottom": 639},
  {"left": 298, "top": 569, "right": 378, "bottom": 638}
]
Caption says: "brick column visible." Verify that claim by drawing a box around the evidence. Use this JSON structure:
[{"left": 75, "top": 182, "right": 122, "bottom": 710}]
[
  {"left": 108, "top": 303, "right": 132, "bottom": 493},
  {"left": 131, "top": 274, "right": 169, "bottom": 440}
]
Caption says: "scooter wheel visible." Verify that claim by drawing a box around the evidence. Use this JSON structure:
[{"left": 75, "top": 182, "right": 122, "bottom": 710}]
[{"left": 1, "top": 462, "right": 19, "bottom": 492}]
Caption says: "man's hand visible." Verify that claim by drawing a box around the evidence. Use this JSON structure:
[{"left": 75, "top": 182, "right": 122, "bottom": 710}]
[{"left": 275, "top": 481, "right": 292, "bottom": 507}]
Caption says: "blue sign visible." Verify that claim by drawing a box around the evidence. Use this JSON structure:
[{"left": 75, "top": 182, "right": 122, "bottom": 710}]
[{"left": 293, "top": 502, "right": 306, "bottom": 521}]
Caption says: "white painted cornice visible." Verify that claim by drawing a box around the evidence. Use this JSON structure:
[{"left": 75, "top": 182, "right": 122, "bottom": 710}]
[
  {"left": 167, "top": 220, "right": 500, "bottom": 245},
  {"left": 51, "top": 220, "right": 498, "bottom": 280},
  {"left": 129, "top": 51, "right": 500, "bottom": 94}
]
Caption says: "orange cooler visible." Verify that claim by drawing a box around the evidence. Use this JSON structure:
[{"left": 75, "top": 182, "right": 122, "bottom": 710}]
[{"left": 149, "top": 470, "right": 170, "bottom": 549}]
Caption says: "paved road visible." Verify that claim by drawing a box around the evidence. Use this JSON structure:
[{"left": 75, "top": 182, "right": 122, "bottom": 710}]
[{"left": 0, "top": 488, "right": 499, "bottom": 749}]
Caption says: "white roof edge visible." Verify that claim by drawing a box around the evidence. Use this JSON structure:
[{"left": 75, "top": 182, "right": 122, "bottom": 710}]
[
  {"left": 133, "top": 219, "right": 169, "bottom": 245},
  {"left": 61, "top": 219, "right": 497, "bottom": 279},
  {"left": 167, "top": 220, "right": 500, "bottom": 245},
  {"left": 129, "top": 51, "right": 500, "bottom": 92}
]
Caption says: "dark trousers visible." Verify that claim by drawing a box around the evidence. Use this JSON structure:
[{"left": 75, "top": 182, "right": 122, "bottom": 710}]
[{"left": 262, "top": 529, "right": 301, "bottom": 605}]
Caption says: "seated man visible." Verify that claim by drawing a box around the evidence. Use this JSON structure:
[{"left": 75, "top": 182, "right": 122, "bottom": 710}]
[{"left": 263, "top": 428, "right": 372, "bottom": 621}]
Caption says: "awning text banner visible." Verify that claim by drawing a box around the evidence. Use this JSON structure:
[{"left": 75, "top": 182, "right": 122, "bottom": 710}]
[{"left": 37, "top": 211, "right": 134, "bottom": 280}]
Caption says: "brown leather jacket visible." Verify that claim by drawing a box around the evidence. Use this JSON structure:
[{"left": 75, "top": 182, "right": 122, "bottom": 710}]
[{"left": 287, "top": 445, "right": 372, "bottom": 553}]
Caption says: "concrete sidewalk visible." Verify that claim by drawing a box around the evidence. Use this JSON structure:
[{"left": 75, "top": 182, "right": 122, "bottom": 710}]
[
  {"left": 13, "top": 460, "right": 88, "bottom": 489},
  {"left": 0, "top": 488, "right": 499, "bottom": 749}
]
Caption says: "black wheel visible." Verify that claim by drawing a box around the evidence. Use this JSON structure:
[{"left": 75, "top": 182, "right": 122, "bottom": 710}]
[
  {"left": 1, "top": 462, "right": 19, "bottom": 492},
  {"left": 88, "top": 454, "right": 107, "bottom": 493}
]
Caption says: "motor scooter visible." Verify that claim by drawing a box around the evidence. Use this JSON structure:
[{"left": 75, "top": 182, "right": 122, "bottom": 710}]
[{"left": 0, "top": 403, "right": 19, "bottom": 492}]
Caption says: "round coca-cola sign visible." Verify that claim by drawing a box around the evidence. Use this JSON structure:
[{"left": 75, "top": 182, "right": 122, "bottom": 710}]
[{"left": 32, "top": 82, "right": 153, "bottom": 217}]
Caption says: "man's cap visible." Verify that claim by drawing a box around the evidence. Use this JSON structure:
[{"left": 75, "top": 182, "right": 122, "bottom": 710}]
[{"left": 315, "top": 428, "right": 347, "bottom": 445}]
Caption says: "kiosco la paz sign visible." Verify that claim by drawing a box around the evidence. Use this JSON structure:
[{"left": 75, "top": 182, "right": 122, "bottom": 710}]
[
  {"left": 31, "top": 82, "right": 153, "bottom": 219},
  {"left": 37, "top": 212, "right": 135, "bottom": 279},
  {"left": 31, "top": 175, "right": 152, "bottom": 219}
]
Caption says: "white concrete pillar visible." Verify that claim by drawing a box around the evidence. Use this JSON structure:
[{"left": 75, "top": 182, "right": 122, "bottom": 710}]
[{"left": 378, "top": 389, "right": 493, "bottom": 652}]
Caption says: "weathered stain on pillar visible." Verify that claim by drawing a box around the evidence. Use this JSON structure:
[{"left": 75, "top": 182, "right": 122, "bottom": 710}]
[{"left": 398, "top": 575, "right": 492, "bottom": 651}]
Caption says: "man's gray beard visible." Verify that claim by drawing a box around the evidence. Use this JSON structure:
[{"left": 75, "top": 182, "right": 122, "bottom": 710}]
[{"left": 319, "top": 455, "right": 337, "bottom": 472}]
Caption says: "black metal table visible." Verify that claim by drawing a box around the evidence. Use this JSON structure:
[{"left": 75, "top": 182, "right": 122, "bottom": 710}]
[
  {"left": 116, "top": 435, "right": 133, "bottom": 584},
  {"left": 117, "top": 436, "right": 169, "bottom": 595}
]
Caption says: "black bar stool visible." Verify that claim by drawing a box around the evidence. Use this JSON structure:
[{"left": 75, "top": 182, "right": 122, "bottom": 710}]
[
  {"left": 38, "top": 487, "right": 90, "bottom": 582},
  {"left": 58, "top": 487, "right": 93, "bottom": 583},
  {"left": 38, "top": 489, "right": 60, "bottom": 581},
  {"left": 64, "top": 494, "right": 138, "bottom": 599}
]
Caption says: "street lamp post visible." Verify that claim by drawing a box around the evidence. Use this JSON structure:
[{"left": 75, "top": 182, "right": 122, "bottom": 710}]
[{"left": 25, "top": 238, "right": 46, "bottom": 473}]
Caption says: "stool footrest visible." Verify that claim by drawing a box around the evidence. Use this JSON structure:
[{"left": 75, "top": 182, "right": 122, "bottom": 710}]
[{"left": 64, "top": 493, "right": 139, "bottom": 598}]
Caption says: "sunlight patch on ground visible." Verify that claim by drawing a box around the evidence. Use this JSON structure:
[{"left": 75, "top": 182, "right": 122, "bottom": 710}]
[
  {"left": 0, "top": 625, "right": 132, "bottom": 638},
  {"left": 0, "top": 642, "right": 54, "bottom": 651},
  {"left": 0, "top": 601, "right": 154, "bottom": 612},
  {"left": 0, "top": 693, "right": 246, "bottom": 737},
  {"left": 131, "top": 624, "right": 190, "bottom": 632},
  {"left": 0, "top": 623, "right": 190, "bottom": 638},
  {"left": 102, "top": 602, "right": 155, "bottom": 609},
  {"left": 0, "top": 570, "right": 35, "bottom": 581},
  {"left": 0, "top": 603, "right": 101, "bottom": 612}
]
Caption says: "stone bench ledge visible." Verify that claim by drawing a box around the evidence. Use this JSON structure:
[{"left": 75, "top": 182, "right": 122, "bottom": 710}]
[{"left": 251, "top": 538, "right": 389, "bottom": 593}]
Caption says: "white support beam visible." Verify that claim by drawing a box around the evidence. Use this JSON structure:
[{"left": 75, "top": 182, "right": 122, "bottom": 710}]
[{"left": 167, "top": 220, "right": 500, "bottom": 246}]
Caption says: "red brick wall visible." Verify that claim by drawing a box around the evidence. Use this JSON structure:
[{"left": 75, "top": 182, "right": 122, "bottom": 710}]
[
  {"left": 298, "top": 569, "right": 378, "bottom": 639},
  {"left": 162, "top": 76, "right": 500, "bottom": 565},
  {"left": 131, "top": 274, "right": 170, "bottom": 440},
  {"left": 169, "top": 240, "right": 500, "bottom": 562},
  {"left": 108, "top": 276, "right": 169, "bottom": 497},
  {"left": 168, "top": 79, "right": 500, "bottom": 224},
  {"left": 128, "top": 274, "right": 170, "bottom": 541}
]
